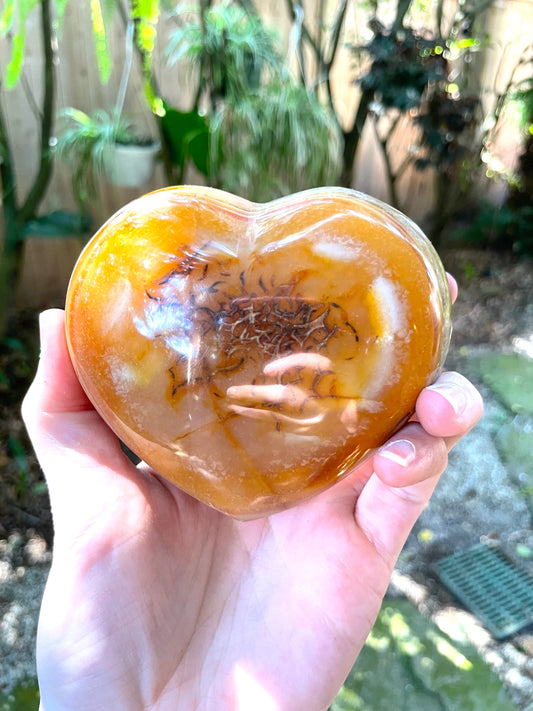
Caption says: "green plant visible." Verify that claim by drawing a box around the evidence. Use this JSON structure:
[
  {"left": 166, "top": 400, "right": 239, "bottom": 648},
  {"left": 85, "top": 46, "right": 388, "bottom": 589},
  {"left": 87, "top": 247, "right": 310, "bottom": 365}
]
[
  {"left": 166, "top": 1, "right": 279, "bottom": 108},
  {"left": 453, "top": 202, "right": 533, "bottom": 254},
  {"left": 281, "top": 0, "right": 510, "bottom": 243},
  {"left": 211, "top": 79, "right": 341, "bottom": 200},
  {"left": 358, "top": 22, "right": 448, "bottom": 111},
  {"left": 8, "top": 435, "right": 30, "bottom": 497},
  {"left": 350, "top": 7, "right": 494, "bottom": 244},
  {"left": 165, "top": 0, "right": 341, "bottom": 198},
  {"left": 55, "top": 108, "right": 152, "bottom": 209},
  {"left": 350, "top": 21, "right": 452, "bottom": 211},
  {"left": 159, "top": 104, "right": 211, "bottom": 183},
  {"left": 443, "top": 44, "right": 533, "bottom": 254},
  {"left": 0, "top": 0, "right": 56, "bottom": 338},
  {"left": 505, "top": 46, "right": 533, "bottom": 253}
]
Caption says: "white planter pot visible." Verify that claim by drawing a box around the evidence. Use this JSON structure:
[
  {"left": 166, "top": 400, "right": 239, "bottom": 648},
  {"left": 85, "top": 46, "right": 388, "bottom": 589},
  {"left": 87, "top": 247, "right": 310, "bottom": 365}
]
[{"left": 105, "top": 142, "right": 160, "bottom": 188}]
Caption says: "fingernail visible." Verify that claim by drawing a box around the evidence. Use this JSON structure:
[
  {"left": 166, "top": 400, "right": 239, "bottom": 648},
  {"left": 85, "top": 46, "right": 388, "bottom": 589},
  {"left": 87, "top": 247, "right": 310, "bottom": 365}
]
[
  {"left": 379, "top": 439, "right": 416, "bottom": 467},
  {"left": 426, "top": 382, "right": 468, "bottom": 416}
]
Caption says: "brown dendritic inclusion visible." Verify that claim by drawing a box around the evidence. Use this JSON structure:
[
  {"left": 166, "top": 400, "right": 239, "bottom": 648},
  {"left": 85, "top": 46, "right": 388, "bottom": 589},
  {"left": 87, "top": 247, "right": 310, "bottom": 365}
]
[
  {"left": 66, "top": 186, "right": 451, "bottom": 518},
  {"left": 141, "top": 253, "right": 359, "bottom": 424}
]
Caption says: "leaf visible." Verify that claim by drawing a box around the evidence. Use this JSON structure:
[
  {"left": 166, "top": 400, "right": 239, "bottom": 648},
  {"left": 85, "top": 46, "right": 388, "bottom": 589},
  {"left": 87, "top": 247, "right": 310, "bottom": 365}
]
[
  {"left": 132, "top": 0, "right": 160, "bottom": 67},
  {"left": 22, "top": 211, "right": 92, "bottom": 238},
  {"left": 60, "top": 107, "right": 94, "bottom": 126},
  {"left": 160, "top": 106, "right": 210, "bottom": 176},
  {"left": 4, "top": 30, "right": 25, "bottom": 88},
  {"left": 1, "top": 0, "right": 39, "bottom": 88},
  {"left": 2, "top": 336, "right": 28, "bottom": 354},
  {"left": 0, "top": 0, "right": 15, "bottom": 34},
  {"left": 89, "top": 0, "right": 112, "bottom": 83}
]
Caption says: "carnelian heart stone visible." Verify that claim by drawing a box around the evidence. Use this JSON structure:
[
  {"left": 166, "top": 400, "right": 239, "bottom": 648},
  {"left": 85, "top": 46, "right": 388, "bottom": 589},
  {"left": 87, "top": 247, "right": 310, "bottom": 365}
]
[{"left": 65, "top": 186, "right": 451, "bottom": 519}]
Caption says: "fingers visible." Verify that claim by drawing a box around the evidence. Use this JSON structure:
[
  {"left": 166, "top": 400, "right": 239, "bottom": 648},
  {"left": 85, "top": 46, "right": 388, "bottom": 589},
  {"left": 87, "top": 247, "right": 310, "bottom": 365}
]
[
  {"left": 353, "top": 368, "right": 483, "bottom": 568},
  {"left": 374, "top": 422, "right": 448, "bottom": 489},
  {"left": 446, "top": 272, "right": 458, "bottom": 304},
  {"left": 416, "top": 371, "right": 484, "bottom": 441},
  {"left": 363, "top": 369, "right": 482, "bottom": 494}
]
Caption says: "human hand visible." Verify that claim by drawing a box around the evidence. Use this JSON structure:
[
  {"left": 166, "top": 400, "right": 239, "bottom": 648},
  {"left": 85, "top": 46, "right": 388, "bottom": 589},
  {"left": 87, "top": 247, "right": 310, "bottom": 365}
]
[{"left": 23, "top": 278, "right": 483, "bottom": 711}]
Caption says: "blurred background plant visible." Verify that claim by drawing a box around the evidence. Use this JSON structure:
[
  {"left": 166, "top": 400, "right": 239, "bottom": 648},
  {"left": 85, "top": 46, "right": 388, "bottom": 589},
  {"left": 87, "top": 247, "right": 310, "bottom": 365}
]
[
  {"left": 163, "top": 0, "right": 342, "bottom": 197},
  {"left": 450, "top": 44, "right": 533, "bottom": 255},
  {"left": 283, "top": 0, "right": 522, "bottom": 246},
  {"left": 55, "top": 108, "right": 144, "bottom": 208}
]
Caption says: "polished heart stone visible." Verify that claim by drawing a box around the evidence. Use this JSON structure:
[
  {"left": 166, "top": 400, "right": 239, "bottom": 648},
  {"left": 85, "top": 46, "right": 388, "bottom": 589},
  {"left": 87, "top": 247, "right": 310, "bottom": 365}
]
[{"left": 65, "top": 186, "right": 451, "bottom": 519}]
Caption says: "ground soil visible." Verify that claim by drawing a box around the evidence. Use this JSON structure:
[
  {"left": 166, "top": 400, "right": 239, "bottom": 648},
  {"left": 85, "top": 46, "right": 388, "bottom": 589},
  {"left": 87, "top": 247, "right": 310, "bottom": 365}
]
[{"left": 0, "top": 308, "right": 52, "bottom": 546}]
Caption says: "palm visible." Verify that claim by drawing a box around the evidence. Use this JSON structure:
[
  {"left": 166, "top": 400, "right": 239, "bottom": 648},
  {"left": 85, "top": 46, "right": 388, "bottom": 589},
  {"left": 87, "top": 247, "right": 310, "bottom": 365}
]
[{"left": 38, "top": 413, "right": 389, "bottom": 711}]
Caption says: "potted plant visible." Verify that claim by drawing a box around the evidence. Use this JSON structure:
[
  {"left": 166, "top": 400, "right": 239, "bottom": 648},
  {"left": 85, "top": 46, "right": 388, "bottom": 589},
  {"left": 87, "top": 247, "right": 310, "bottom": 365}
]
[
  {"left": 105, "top": 130, "right": 160, "bottom": 188},
  {"left": 55, "top": 108, "right": 159, "bottom": 208}
]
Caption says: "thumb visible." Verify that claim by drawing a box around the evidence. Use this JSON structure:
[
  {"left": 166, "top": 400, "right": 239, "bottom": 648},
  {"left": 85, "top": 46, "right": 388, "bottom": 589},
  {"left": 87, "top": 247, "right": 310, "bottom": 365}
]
[
  {"left": 23, "top": 309, "right": 94, "bottom": 415},
  {"left": 22, "top": 309, "right": 142, "bottom": 543}
]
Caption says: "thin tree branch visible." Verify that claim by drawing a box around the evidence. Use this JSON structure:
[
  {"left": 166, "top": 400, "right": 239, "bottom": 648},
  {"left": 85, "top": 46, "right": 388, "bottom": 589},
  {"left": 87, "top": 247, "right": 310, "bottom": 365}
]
[
  {"left": 372, "top": 116, "right": 400, "bottom": 207},
  {"left": 392, "top": 0, "right": 412, "bottom": 32},
  {"left": 0, "top": 89, "right": 18, "bottom": 216},
  {"left": 375, "top": 111, "right": 417, "bottom": 207},
  {"left": 325, "top": 0, "right": 348, "bottom": 67},
  {"left": 316, "top": 0, "right": 325, "bottom": 81},
  {"left": 341, "top": 87, "right": 374, "bottom": 187},
  {"left": 324, "top": 0, "right": 348, "bottom": 111},
  {"left": 18, "top": 0, "right": 54, "bottom": 226}
]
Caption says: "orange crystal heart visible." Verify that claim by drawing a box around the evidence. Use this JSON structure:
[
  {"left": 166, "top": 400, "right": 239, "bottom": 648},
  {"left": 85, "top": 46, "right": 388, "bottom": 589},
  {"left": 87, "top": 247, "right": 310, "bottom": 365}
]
[{"left": 65, "top": 186, "right": 451, "bottom": 518}]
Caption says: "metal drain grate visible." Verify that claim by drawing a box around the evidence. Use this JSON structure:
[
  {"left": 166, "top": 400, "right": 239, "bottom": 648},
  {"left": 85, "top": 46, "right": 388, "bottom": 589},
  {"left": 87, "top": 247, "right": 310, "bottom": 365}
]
[{"left": 435, "top": 543, "right": 533, "bottom": 639}]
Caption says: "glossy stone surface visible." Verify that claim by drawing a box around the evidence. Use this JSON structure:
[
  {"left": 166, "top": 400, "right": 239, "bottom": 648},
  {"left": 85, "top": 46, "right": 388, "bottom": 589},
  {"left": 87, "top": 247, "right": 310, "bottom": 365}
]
[{"left": 65, "top": 186, "right": 451, "bottom": 518}]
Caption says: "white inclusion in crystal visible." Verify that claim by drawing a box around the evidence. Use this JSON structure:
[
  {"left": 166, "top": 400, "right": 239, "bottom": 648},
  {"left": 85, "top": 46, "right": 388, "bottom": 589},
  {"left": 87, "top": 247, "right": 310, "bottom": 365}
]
[
  {"left": 312, "top": 236, "right": 364, "bottom": 263},
  {"left": 363, "top": 277, "right": 409, "bottom": 399},
  {"left": 133, "top": 295, "right": 195, "bottom": 359},
  {"left": 371, "top": 276, "right": 408, "bottom": 340},
  {"left": 260, "top": 214, "right": 344, "bottom": 254},
  {"left": 107, "top": 356, "right": 138, "bottom": 395},
  {"left": 102, "top": 281, "right": 134, "bottom": 335}
]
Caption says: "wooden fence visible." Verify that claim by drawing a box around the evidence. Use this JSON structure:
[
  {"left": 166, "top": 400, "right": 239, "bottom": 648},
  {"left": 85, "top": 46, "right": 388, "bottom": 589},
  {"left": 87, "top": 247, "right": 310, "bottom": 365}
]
[{"left": 1, "top": 0, "right": 532, "bottom": 307}]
